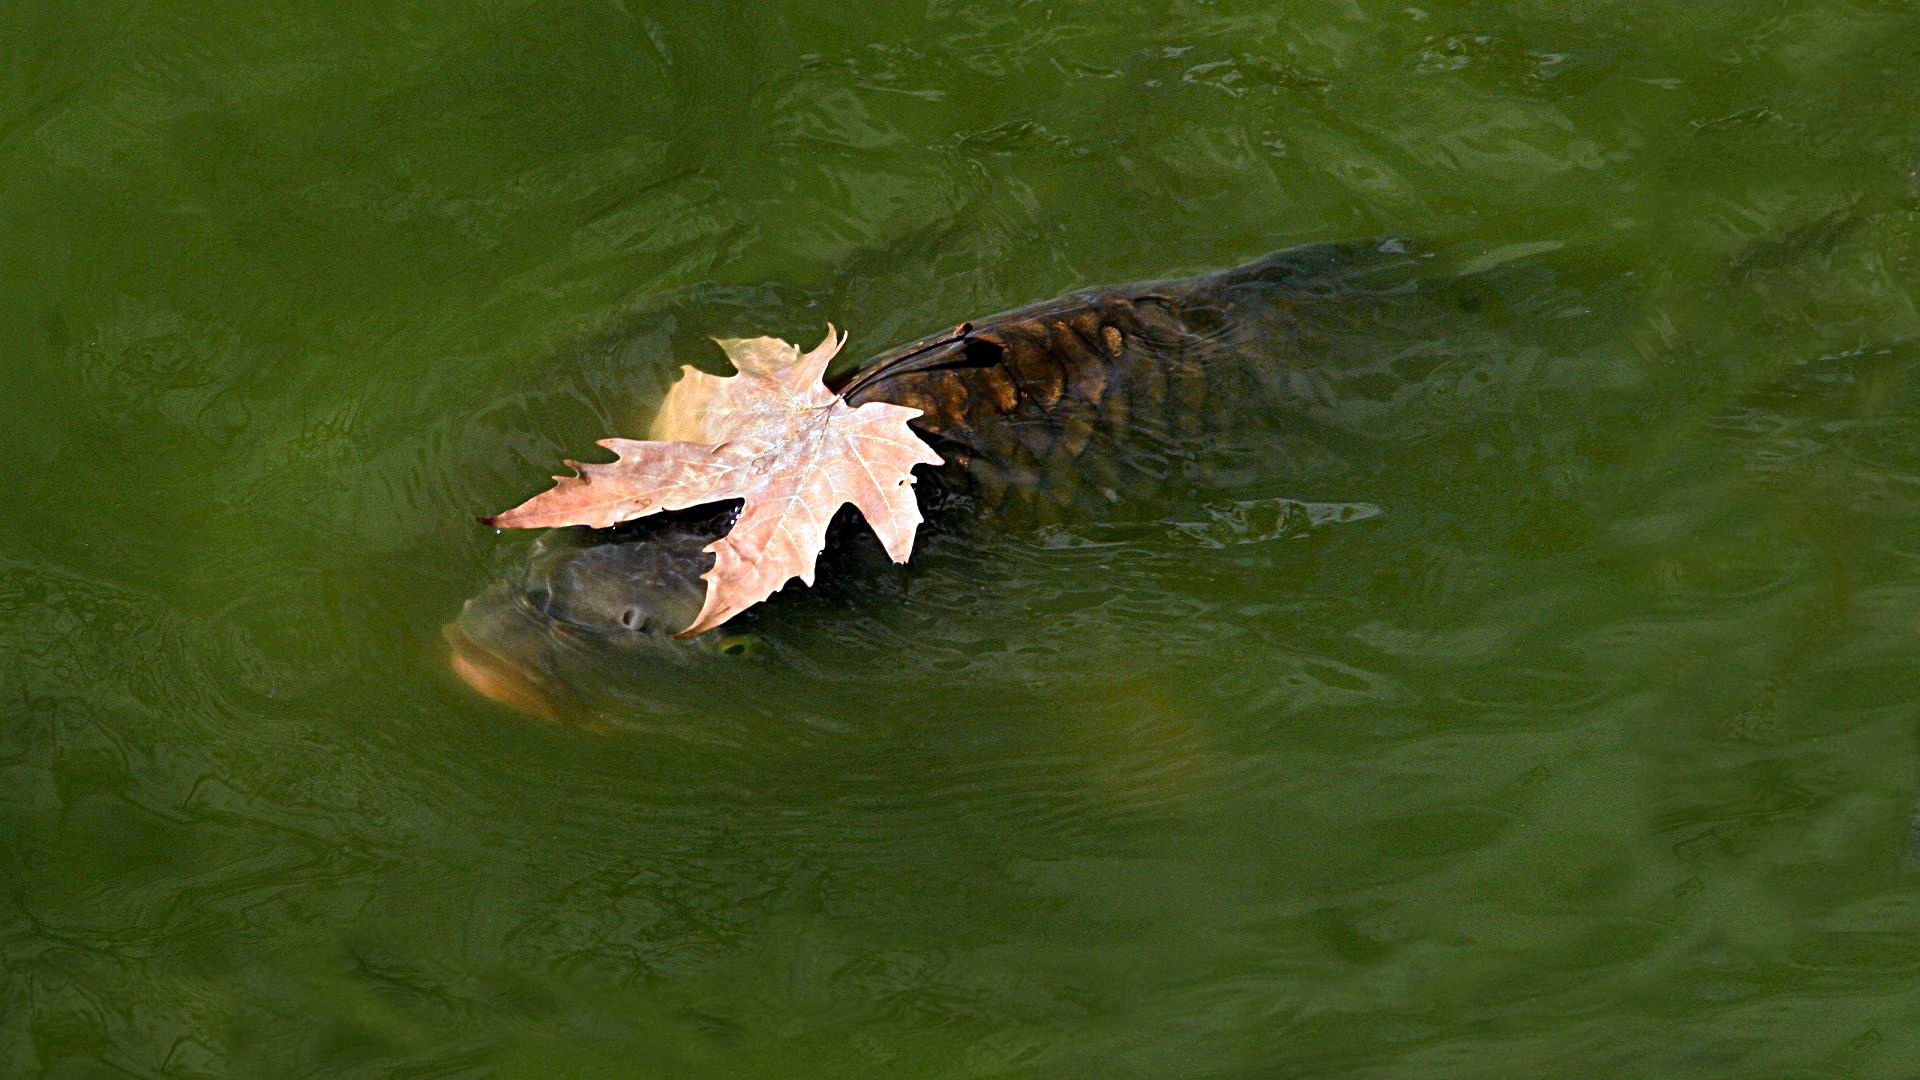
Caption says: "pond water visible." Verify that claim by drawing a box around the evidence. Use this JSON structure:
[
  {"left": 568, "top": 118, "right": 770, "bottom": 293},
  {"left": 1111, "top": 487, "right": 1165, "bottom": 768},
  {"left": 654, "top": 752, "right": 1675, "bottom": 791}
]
[{"left": 6, "top": 1, "right": 1920, "bottom": 1076}]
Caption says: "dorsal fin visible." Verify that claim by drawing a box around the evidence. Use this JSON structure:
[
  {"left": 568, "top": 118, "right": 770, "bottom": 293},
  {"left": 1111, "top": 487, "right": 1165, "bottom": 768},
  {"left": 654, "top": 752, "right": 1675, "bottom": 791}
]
[{"left": 834, "top": 324, "right": 976, "bottom": 404}]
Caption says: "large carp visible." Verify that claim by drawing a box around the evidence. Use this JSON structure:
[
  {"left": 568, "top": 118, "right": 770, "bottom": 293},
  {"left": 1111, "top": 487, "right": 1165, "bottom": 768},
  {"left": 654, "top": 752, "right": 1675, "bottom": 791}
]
[{"left": 449, "top": 239, "right": 1447, "bottom": 717}]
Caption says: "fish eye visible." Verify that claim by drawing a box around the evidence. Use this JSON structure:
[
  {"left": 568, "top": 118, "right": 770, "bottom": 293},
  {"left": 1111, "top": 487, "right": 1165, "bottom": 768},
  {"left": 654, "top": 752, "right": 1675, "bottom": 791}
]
[
  {"left": 618, "top": 607, "right": 654, "bottom": 633},
  {"left": 718, "top": 635, "right": 756, "bottom": 657}
]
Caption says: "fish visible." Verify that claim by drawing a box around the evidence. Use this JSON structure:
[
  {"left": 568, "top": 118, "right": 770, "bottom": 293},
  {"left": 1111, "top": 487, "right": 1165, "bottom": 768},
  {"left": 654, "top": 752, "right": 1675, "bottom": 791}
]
[{"left": 448, "top": 238, "right": 1440, "bottom": 717}]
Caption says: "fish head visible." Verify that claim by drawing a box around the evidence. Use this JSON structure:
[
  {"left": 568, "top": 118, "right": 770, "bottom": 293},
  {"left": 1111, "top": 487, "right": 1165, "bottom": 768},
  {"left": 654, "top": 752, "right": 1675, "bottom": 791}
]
[{"left": 446, "top": 506, "right": 758, "bottom": 719}]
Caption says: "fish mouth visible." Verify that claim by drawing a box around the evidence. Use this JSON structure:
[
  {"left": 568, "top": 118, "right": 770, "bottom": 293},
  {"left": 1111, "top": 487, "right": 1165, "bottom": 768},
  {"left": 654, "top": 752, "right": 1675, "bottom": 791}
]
[{"left": 443, "top": 620, "right": 561, "bottom": 721}]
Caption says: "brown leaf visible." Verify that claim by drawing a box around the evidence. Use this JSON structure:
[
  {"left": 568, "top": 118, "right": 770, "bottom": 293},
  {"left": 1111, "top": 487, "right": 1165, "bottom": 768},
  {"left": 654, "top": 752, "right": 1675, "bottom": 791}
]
[{"left": 483, "top": 327, "right": 943, "bottom": 636}]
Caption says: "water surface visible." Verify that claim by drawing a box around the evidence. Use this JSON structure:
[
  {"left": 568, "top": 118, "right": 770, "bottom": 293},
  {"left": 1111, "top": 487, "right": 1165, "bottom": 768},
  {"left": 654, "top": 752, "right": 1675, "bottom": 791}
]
[{"left": 5, "top": 1, "right": 1920, "bottom": 1076}]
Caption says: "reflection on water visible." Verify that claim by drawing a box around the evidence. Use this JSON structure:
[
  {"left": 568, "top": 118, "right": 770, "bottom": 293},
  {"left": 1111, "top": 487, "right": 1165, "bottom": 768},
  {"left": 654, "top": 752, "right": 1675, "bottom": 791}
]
[
  {"left": 1040, "top": 497, "right": 1385, "bottom": 549},
  {"left": 6, "top": 0, "right": 1920, "bottom": 1076}
]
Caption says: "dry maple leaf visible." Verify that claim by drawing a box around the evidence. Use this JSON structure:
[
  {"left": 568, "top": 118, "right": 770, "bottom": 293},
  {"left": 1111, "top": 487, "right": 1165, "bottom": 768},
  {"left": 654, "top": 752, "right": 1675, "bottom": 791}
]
[{"left": 482, "top": 327, "right": 943, "bottom": 636}]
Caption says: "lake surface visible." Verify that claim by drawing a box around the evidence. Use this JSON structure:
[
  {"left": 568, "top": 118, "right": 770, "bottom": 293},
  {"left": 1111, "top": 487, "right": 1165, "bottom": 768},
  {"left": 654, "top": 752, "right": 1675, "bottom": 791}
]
[{"left": 6, "top": 1, "right": 1920, "bottom": 1076}]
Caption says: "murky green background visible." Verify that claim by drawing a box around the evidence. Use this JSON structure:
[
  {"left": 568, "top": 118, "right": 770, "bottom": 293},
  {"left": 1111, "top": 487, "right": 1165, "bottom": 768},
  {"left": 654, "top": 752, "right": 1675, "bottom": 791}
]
[{"left": 7, "top": 1, "right": 1920, "bottom": 1076}]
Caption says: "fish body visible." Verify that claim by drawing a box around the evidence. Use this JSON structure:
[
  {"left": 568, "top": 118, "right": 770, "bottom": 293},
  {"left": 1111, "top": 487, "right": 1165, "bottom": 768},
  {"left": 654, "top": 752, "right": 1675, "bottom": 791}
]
[
  {"left": 450, "top": 240, "right": 1423, "bottom": 714},
  {"left": 837, "top": 240, "right": 1414, "bottom": 519}
]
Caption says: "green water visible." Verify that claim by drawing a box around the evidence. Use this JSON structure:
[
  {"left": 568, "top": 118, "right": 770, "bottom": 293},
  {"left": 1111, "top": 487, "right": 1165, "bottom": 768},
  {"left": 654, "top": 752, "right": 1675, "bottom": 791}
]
[{"left": 7, "top": 1, "right": 1920, "bottom": 1075}]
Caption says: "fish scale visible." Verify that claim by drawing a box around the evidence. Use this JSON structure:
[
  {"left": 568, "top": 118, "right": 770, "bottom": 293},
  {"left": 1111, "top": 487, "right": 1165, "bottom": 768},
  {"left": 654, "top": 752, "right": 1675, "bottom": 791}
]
[{"left": 835, "top": 256, "right": 1343, "bottom": 519}]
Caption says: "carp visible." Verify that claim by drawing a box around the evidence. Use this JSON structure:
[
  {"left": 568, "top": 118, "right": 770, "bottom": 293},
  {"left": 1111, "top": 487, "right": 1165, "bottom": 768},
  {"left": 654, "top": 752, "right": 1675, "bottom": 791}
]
[{"left": 448, "top": 239, "right": 1436, "bottom": 716}]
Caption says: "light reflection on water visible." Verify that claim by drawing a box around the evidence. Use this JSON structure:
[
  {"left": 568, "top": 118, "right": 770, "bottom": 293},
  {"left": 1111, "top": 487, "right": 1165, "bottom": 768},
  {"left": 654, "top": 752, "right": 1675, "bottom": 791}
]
[{"left": 5, "top": 0, "right": 1920, "bottom": 1076}]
